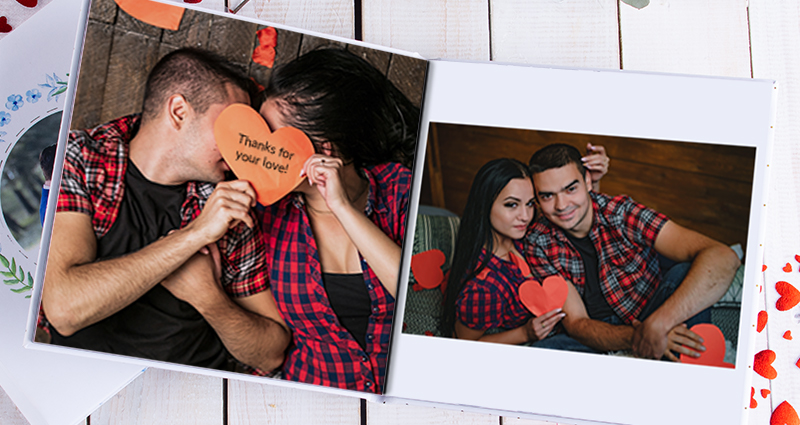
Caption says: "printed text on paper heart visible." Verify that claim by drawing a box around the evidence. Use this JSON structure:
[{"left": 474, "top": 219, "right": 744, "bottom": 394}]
[{"left": 237, "top": 133, "right": 296, "bottom": 174}]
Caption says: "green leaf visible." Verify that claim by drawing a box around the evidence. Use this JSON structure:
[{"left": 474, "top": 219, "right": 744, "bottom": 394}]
[
  {"left": 10, "top": 257, "right": 16, "bottom": 274},
  {"left": 0, "top": 254, "right": 7, "bottom": 268},
  {"left": 621, "top": 0, "right": 649, "bottom": 9},
  {"left": 53, "top": 86, "right": 67, "bottom": 96},
  {"left": 1, "top": 271, "right": 16, "bottom": 278},
  {"left": 25, "top": 295, "right": 31, "bottom": 299},
  {"left": 10, "top": 286, "right": 31, "bottom": 293},
  {"left": 4, "top": 278, "right": 19, "bottom": 285},
  {"left": 18, "top": 266, "right": 24, "bottom": 281},
  {"left": 28, "top": 273, "right": 33, "bottom": 286}
]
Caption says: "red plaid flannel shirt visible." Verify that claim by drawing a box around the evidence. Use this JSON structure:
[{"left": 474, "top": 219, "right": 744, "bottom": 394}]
[
  {"left": 456, "top": 241, "right": 532, "bottom": 331},
  {"left": 525, "top": 192, "right": 668, "bottom": 323},
  {"left": 56, "top": 114, "right": 267, "bottom": 298},
  {"left": 262, "top": 162, "right": 410, "bottom": 394}
]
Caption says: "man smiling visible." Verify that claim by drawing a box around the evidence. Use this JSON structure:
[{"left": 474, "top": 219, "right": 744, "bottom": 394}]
[{"left": 525, "top": 143, "right": 740, "bottom": 361}]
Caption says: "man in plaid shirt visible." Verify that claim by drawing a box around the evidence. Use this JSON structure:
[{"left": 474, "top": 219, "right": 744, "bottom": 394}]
[
  {"left": 42, "top": 49, "right": 289, "bottom": 372},
  {"left": 525, "top": 144, "right": 740, "bottom": 360}
]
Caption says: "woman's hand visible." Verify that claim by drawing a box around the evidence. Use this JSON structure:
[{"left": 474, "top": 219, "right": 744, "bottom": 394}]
[
  {"left": 663, "top": 323, "right": 706, "bottom": 362},
  {"left": 582, "top": 143, "right": 609, "bottom": 190},
  {"left": 303, "top": 154, "right": 349, "bottom": 212},
  {"left": 526, "top": 308, "right": 565, "bottom": 342}
]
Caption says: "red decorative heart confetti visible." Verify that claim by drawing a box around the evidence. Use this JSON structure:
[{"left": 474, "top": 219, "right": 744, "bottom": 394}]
[
  {"left": 754, "top": 350, "right": 778, "bottom": 379},
  {"left": 764, "top": 265, "right": 768, "bottom": 272},
  {"left": 762, "top": 389, "right": 771, "bottom": 398},
  {"left": 796, "top": 255, "right": 800, "bottom": 263},
  {"left": 758, "top": 310, "right": 768, "bottom": 333},
  {"left": 797, "top": 357, "right": 800, "bottom": 369},
  {"left": 16, "top": 0, "right": 37, "bottom": 7},
  {"left": 411, "top": 249, "right": 446, "bottom": 290},
  {"left": 252, "top": 27, "right": 277, "bottom": 68},
  {"left": 771, "top": 401, "right": 799, "bottom": 425},
  {"left": 0, "top": 17, "right": 11, "bottom": 33},
  {"left": 776, "top": 281, "right": 800, "bottom": 311},
  {"left": 784, "top": 263, "right": 793, "bottom": 273},
  {"left": 785, "top": 330, "right": 793, "bottom": 340},
  {"left": 519, "top": 275, "right": 568, "bottom": 317},
  {"left": 114, "top": 0, "right": 184, "bottom": 31},
  {"left": 751, "top": 387, "right": 758, "bottom": 409},
  {"left": 680, "top": 323, "right": 734, "bottom": 368},
  {"left": 184, "top": 0, "right": 202, "bottom": 3},
  {"left": 215, "top": 104, "right": 314, "bottom": 205}
]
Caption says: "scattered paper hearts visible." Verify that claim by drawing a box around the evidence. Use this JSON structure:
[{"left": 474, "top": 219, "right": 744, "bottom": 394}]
[
  {"left": 775, "top": 281, "right": 800, "bottom": 311},
  {"left": 411, "top": 249, "right": 446, "bottom": 290},
  {"left": 0, "top": 17, "right": 11, "bottom": 33},
  {"left": 114, "top": 0, "right": 184, "bottom": 31},
  {"left": 680, "top": 323, "right": 734, "bottom": 368},
  {"left": 785, "top": 263, "right": 794, "bottom": 273},
  {"left": 751, "top": 387, "right": 758, "bottom": 409},
  {"left": 771, "top": 401, "right": 799, "bottom": 425},
  {"left": 215, "top": 103, "right": 314, "bottom": 205},
  {"left": 15, "top": 0, "right": 37, "bottom": 7},
  {"left": 754, "top": 350, "right": 778, "bottom": 379},
  {"left": 762, "top": 389, "right": 771, "bottom": 398},
  {"left": 785, "top": 330, "right": 793, "bottom": 340},
  {"left": 253, "top": 27, "right": 277, "bottom": 68},
  {"left": 796, "top": 255, "right": 800, "bottom": 263},
  {"left": 758, "top": 310, "right": 768, "bottom": 333},
  {"left": 519, "top": 275, "right": 568, "bottom": 317}
]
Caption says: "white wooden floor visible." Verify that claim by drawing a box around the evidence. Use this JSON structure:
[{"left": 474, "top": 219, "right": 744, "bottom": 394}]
[{"left": 3, "top": 1, "right": 800, "bottom": 424}]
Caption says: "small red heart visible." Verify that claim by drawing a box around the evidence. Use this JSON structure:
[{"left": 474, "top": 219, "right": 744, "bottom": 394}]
[
  {"left": 758, "top": 310, "right": 768, "bottom": 333},
  {"left": 776, "top": 281, "right": 800, "bottom": 311},
  {"left": 751, "top": 387, "right": 758, "bottom": 409},
  {"left": 423, "top": 331, "right": 434, "bottom": 336},
  {"left": 771, "top": 401, "right": 800, "bottom": 425},
  {"left": 16, "top": 0, "right": 37, "bottom": 7},
  {"left": 0, "top": 17, "right": 12, "bottom": 33},
  {"left": 763, "top": 265, "right": 768, "bottom": 272},
  {"left": 784, "top": 330, "right": 793, "bottom": 340},
  {"left": 680, "top": 323, "right": 733, "bottom": 368},
  {"left": 796, "top": 255, "right": 800, "bottom": 264},
  {"left": 762, "top": 389, "right": 771, "bottom": 398},
  {"left": 784, "top": 263, "right": 793, "bottom": 273},
  {"left": 754, "top": 350, "right": 778, "bottom": 380},
  {"left": 519, "top": 275, "right": 568, "bottom": 317},
  {"left": 411, "top": 249, "right": 446, "bottom": 290},
  {"left": 253, "top": 27, "right": 277, "bottom": 68}
]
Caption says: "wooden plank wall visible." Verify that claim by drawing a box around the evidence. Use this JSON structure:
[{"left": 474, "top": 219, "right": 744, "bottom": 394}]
[{"left": 422, "top": 123, "right": 755, "bottom": 249}]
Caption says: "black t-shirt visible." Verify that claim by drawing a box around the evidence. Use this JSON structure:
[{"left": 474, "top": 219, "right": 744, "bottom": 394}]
[
  {"left": 322, "top": 272, "right": 371, "bottom": 350},
  {"left": 565, "top": 233, "right": 615, "bottom": 320},
  {"left": 51, "top": 161, "right": 232, "bottom": 370}
]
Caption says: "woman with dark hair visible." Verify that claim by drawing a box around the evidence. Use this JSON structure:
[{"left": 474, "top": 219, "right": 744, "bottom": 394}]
[
  {"left": 255, "top": 48, "right": 418, "bottom": 393},
  {"left": 442, "top": 152, "right": 608, "bottom": 345}
]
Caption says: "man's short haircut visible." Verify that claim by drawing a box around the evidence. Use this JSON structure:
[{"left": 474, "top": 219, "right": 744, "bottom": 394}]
[
  {"left": 141, "top": 48, "right": 255, "bottom": 124},
  {"left": 39, "top": 144, "right": 57, "bottom": 179},
  {"left": 528, "top": 143, "right": 587, "bottom": 177}
]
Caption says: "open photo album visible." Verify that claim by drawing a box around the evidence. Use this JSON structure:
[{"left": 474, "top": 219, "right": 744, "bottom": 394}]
[{"left": 22, "top": 0, "right": 776, "bottom": 424}]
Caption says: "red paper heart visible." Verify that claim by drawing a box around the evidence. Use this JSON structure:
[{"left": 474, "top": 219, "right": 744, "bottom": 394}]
[
  {"left": 252, "top": 27, "right": 277, "bottom": 68},
  {"left": 0, "top": 17, "right": 11, "bottom": 33},
  {"left": 785, "top": 330, "right": 793, "bottom": 340},
  {"left": 762, "top": 389, "right": 771, "bottom": 398},
  {"left": 114, "top": 0, "right": 184, "bottom": 31},
  {"left": 758, "top": 310, "right": 768, "bottom": 333},
  {"left": 680, "top": 323, "right": 733, "bottom": 368},
  {"left": 411, "top": 249, "right": 446, "bottom": 290},
  {"left": 751, "top": 387, "right": 758, "bottom": 409},
  {"left": 16, "top": 0, "right": 37, "bottom": 7},
  {"left": 519, "top": 275, "right": 568, "bottom": 317},
  {"left": 754, "top": 350, "right": 778, "bottom": 379},
  {"left": 763, "top": 265, "right": 768, "bottom": 272},
  {"left": 776, "top": 281, "right": 800, "bottom": 311},
  {"left": 215, "top": 104, "right": 314, "bottom": 205},
  {"left": 771, "top": 401, "right": 800, "bottom": 425},
  {"left": 784, "top": 263, "right": 793, "bottom": 273},
  {"left": 796, "top": 255, "right": 800, "bottom": 263}
]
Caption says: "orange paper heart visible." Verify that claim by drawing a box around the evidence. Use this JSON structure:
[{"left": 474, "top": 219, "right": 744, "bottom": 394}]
[
  {"left": 776, "top": 281, "right": 800, "bottom": 311},
  {"left": 784, "top": 263, "right": 793, "bottom": 273},
  {"left": 762, "top": 389, "right": 771, "bottom": 398},
  {"left": 680, "top": 323, "right": 734, "bottom": 368},
  {"left": 214, "top": 104, "right": 314, "bottom": 205},
  {"left": 411, "top": 249, "right": 446, "bottom": 290},
  {"left": 772, "top": 401, "right": 800, "bottom": 425},
  {"left": 519, "top": 275, "right": 568, "bottom": 317},
  {"left": 784, "top": 330, "right": 793, "bottom": 340},
  {"left": 757, "top": 310, "right": 768, "bottom": 333},
  {"left": 754, "top": 349, "right": 778, "bottom": 379},
  {"left": 114, "top": 0, "right": 184, "bottom": 30}
]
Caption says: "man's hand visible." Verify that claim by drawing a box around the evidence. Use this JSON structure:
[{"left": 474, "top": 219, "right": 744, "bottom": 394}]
[
  {"left": 184, "top": 180, "right": 256, "bottom": 246},
  {"left": 631, "top": 317, "right": 671, "bottom": 359},
  {"left": 161, "top": 244, "right": 223, "bottom": 312},
  {"left": 663, "top": 324, "right": 705, "bottom": 362},
  {"left": 526, "top": 308, "right": 565, "bottom": 342}
]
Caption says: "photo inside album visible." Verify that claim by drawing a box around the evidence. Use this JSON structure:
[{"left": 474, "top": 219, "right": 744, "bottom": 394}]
[
  {"left": 386, "top": 59, "right": 774, "bottom": 425},
  {"left": 27, "top": 0, "right": 427, "bottom": 397}
]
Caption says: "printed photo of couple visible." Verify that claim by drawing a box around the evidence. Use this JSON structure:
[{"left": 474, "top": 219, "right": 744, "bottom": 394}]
[
  {"left": 404, "top": 122, "right": 754, "bottom": 368},
  {"left": 35, "top": 0, "right": 425, "bottom": 395}
]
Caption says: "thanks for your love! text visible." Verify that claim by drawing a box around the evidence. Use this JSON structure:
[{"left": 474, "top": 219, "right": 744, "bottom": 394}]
[{"left": 236, "top": 133, "right": 295, "bottom": 174}]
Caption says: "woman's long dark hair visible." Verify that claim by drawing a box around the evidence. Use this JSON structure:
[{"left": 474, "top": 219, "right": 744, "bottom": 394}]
[
  {"left": 261, "top": 49, "right": 420, "bottom": 170},
  {"left": 441, "top": 158, "right": 531, "bottom": 336}
]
